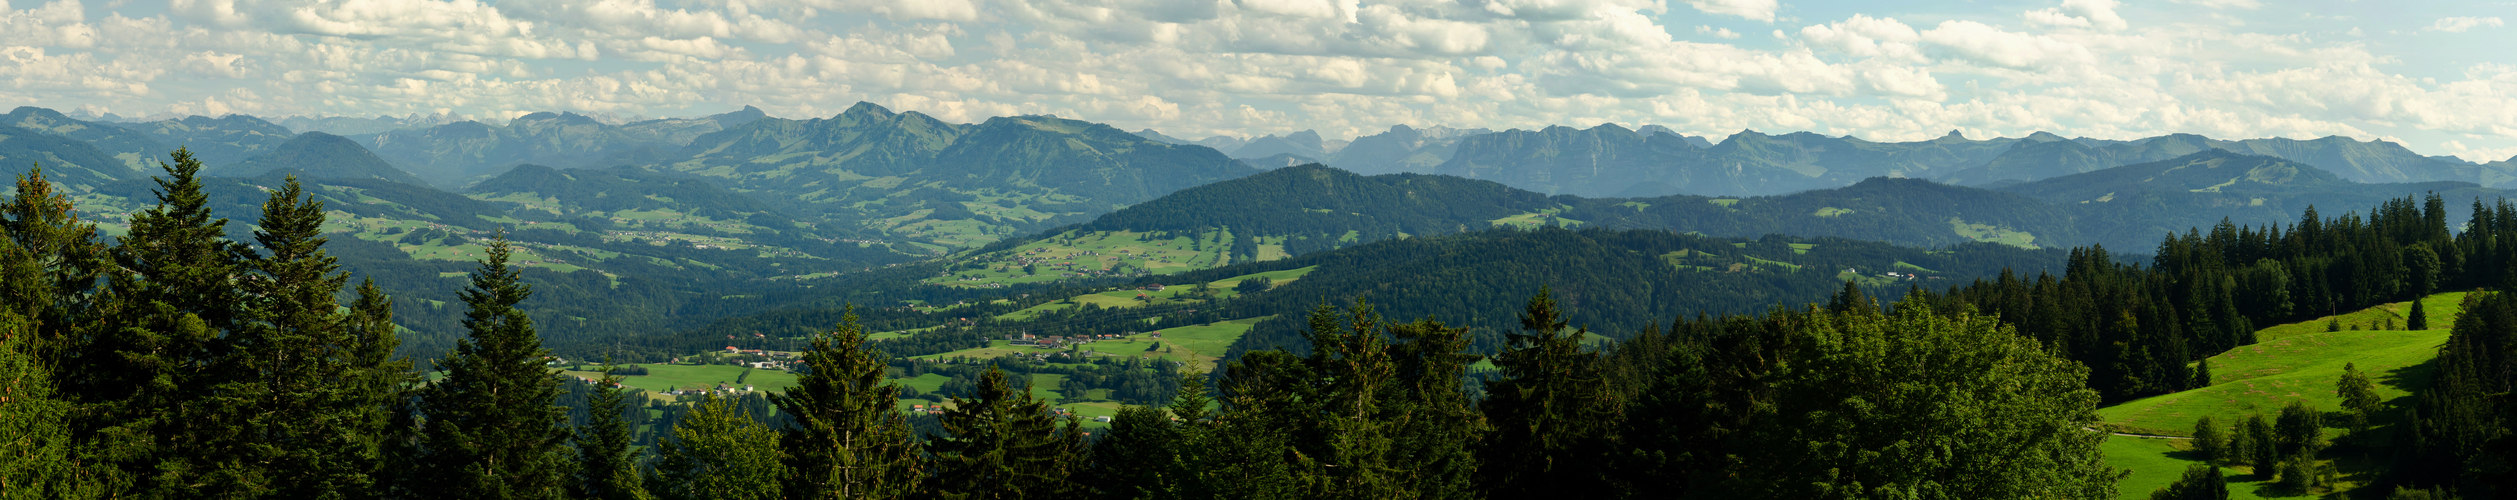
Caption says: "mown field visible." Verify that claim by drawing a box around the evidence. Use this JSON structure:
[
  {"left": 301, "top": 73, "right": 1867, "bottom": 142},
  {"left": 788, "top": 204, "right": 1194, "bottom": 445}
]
[
  {"left": 929, "top": 229, "right": 1290, "bottom": 287},
  {"left": 2097, "top": 291, "right": 2467, "bottom": 499}
]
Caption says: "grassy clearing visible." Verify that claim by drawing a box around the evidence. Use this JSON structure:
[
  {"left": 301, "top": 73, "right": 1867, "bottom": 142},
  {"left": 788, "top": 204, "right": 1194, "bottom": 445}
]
[
  {"left": 1949, "top": 217, "right": 2038, "bottom": 249},
  {"left": 2098, "top": 295, "right": 2462, "bottom": 435},
  {"left": 562, "top": 363, "right": 801, "bottom": 399},
  {"left": 931, "top": 229, "right": 1265, "bottom": 287},
  {"left": 1490, "top": 206, "right": 1584, "bottom": 229},
  {"left": 993, "top": 266, "right": 1316, "bottom": 321},
  {"left": 896, "top": 371, "right": 951, "bottom": 394},
  {"left": 2103, "top": 437, "right": 2280, "bottom": 500},
  {"left": 2256, "top": 292, "right": 2467, "bottom": 342},
  {"left": 2096, "top": 291, "right": 2469, "bottom": 498}
]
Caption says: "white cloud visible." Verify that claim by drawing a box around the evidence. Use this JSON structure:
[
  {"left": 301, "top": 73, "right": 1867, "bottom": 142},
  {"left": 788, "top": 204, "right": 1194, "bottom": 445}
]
[
  {"left": 2429, "top": 17, "right": 2504, "bottom": 33},
  {"left": 2170, "top": 0, "right": 2260, "bottom": 8},
  {"left": 1679, "top": 0, "right": 1776, "bottom": 22},
  {"left": 1920, "top": 20, "right": 2084, "bottom": 69},
  {"left": 2026, "top": 0, "right": 2128, "bottom": 31},
  {"left": 0, "top": 0, "right": 2512, "bottom": 161},
  {"left": 1801, "top": 15, "right": 1924, "bottom": 62}
]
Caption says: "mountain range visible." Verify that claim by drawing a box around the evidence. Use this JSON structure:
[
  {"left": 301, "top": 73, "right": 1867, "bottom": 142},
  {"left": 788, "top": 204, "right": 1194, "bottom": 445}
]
[
  {"left": 1158, "top": 123, "right": 2508, "bottom": 199},
  {"left": 8, "top": 100, "right": 2517, "bottom": 368}
]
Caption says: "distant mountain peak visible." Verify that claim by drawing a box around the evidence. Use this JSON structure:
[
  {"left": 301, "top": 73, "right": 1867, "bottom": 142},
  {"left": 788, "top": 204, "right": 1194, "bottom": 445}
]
[
  {"left": 841, "top": 102, "right": 898, "bottom": 119},
  {"left": 6, "top": 106, "right": 67, "bottom": 119},
  {"left": 708, "top": 105, "right": 770, "bottom": 127},
  {"left": 1941, "top": 130, "right": 1967, "bottom": 140},
  {"left": 1585, "top": 123, "right": 1635, "bottom": 135},
  {"left": 2023, "top": 131, "right": 2069, "bottom": 142},
  {"left": 220, "top": 131, "right": 427, "bottom": 185}
]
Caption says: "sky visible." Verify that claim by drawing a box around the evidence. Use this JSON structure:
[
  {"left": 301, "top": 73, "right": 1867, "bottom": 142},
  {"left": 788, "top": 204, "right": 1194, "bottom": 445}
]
[{"left": 4, "top": 0, "right": 2515, "bottom": 161}]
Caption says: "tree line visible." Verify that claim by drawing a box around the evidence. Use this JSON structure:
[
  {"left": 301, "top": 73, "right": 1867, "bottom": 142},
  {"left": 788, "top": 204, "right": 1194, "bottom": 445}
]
[{"left": 1923, "top": 195, "right": 2492, "bottom": 403}]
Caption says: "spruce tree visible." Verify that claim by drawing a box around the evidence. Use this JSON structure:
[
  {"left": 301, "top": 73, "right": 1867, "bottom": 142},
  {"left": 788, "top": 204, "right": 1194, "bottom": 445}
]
[
  {"left": 1, "top": 165, "right": 106, "bottom": 371},
  {"left": 574, "top": 363, "right": 649, "bottom": 500},
  {"left": 2337, "top": 363, "right": 2380, "bottom": 433},
  {"left": 2408, "top": 300, "right": 2430, "bottom": 330},
  {"left": 2226, "top": 418, "right": 2256, "bottom": 467},
  {"left": 1085, "top": 406, "right": 1179, "bottom": 497},
  {"left": 2245, "top": 415, "right": 2279, "bottom": 477},
  {"left": 927, "top": 367, "right": 1076, "bottom": 499},
  {"left": 2274, "top": 402, "right": 2325, "bottom": 459},
  {"left": 345, "top": 277, "right": 414, "bottom": 477},
  {"left": 2147, "top": 465, "right": 2230, "bottom": 500},
  {"left": 414, "top": 234, "right": 572, "bottom": 499},
  {"left": 1479, "top": 287, "right": 1617, "bottom": 497},
  {"left": 651, "top": 395, "right": 784, "bottom": 500},
  {"left": 86, "top": 148, "right": 248, "bottom": 494},
  {"left": 1158, "top": 373, "right": 1219, "bottom": 498},
  {"left": 771, "top": 306, "right": 920, "bottom": 499},
  {"left": 0, "top": 305, "right": 97, "bottom": 498},
  {"left": 1383, "top": 317, "right": 1484, "bottom": 498},
  {"left": 200, "top": 177, "right": 391, "bottom": 496},
  {"left": 1304, "top": 300, "right": 1402, "bottom": 497},
  {"left": 2193, "top": 416, "right": 2227, "bottom": 466}
]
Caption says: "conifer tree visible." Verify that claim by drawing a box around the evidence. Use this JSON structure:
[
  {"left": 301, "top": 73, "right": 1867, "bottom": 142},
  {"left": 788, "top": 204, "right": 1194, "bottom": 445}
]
[
  {"left": 2337, "top": 363, "right": 2379, "bottom": 433},
  {"left": 2226, "top": 418, "right": 2256, "bottom": 467},
  {"left": 574, "top": 363, "right": 648, "bottom": 500},
  {"left": 1207, "top": 351, "right": 1311, "bottom": 497},
  {"left": 85, "top": 148, "right": 249, "bottom": 494},
  {"left": 1, "top": 165, "right": 106, "bottom": 371},
  {"left": 1304, "top": 300, "right": 1403, "bottom": 497},
  {"left": 2148, "top": 465, "right": 2229, "bottom": 500},
  {"left": 1479, "top": 287, "right": 1618, "bottom": 497},
  {"left": 2408, "top": 300, "right": 2430, "bottom": 330},
  {"left": 1383, "top": 317, "right": 1484, "bottom": 498},
  {"left": 2194, "top": 357, "right": 2214, "bottom": 387},
  {"left": 927, "top": 367, "right": 1077, "bottom": 499},
  {"left": 344, "top": 277, "right": 413, "bottom": 476},
  {"left": 651, "top": 394, "right": 784, "bottom": 500},
  {"left": 414, "top": 234, "right": 572, "bottom": 499},
  {"left": 196, "top": 176, "right": 396, "bottom": 496},
  {"left": 2274, "top": 402, "right": 2325, "bottom": 460},
  {"left": 1085, "top": 406, "right": 1179, "bottom": 498},
  {"left": 2193, "top": 416, "right": 2227, "bottom": 466},
  {"left": 771, "top": 306, "right": 920, "bottom": 499},
  {"left": 2244, "top": 415, "right": 2278, "bottom": 477},
  {"left": 1157, "top": 373, "right": 1219, "bottom": 498},
  {"left": 0, "top": 305, "right": 97, "bottom": 498}
]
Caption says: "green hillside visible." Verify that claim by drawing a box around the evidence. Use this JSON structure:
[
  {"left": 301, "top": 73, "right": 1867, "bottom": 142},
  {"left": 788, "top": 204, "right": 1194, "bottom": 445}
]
[{"left": 2097, "top": 292, "right": 2469, "bottom": 499}]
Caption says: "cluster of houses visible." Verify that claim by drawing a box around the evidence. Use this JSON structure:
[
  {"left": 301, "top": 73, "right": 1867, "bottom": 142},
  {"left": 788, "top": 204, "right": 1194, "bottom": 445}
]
[
  {"left": 1008, "top": 331, "right": 1150, "bottom": 349},
  {"left": 663, "top": 383, "right": 756, "bottom": 396}
]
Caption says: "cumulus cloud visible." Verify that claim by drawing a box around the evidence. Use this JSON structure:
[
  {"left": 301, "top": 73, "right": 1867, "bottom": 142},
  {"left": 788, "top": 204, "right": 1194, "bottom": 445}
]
[
  {"left": 2026, "top": 0, "right": 2128, "bottom": 31},
  {"left": 1801, "top": 15, "right": 1924, "bottom": 62},
  {"left": 2430, "top": 17, "right": 2505, "bottom": 33},
  {"left": 1920, "top": 20, "right": 2085, "bottom": 69},
  {"left": 3, "top": 0, "right": 2517, "bottom": 161},
  {"left": 2170, "top": 0, "right": 2260, "bottom": 8},
  {"left": 1679, "top": 0, "right": 1777, "bottom": 22}
]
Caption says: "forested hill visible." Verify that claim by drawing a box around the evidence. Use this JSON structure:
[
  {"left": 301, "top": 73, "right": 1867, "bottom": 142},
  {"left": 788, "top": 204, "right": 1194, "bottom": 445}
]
[
  {"left": 1046, "top": 163, "right": 2076, "bottom": 256},
  {"left": 955, "top": 156, "right": 2509, "bottom": 288},
  {"left": 1160, "top": 227, "right": 2068, "bottom": 358},
  {"left": 1998, "top": 150, "right": 2509, "bottom": 248},
  {"left": 1075, "top": 164, "right": 1559, "bottom": 254}
]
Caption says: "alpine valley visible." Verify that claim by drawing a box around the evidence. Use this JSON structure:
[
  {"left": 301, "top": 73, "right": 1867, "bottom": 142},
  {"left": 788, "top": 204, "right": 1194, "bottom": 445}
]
[{"left": 10, "top": 102, "right": 2517, "bottom": 499}]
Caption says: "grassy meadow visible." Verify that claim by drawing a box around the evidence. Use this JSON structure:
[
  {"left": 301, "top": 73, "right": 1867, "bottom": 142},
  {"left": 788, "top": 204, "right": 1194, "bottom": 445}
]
[{"left": 2098, "top": 291, "right": 2468, "bottom": 498}]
